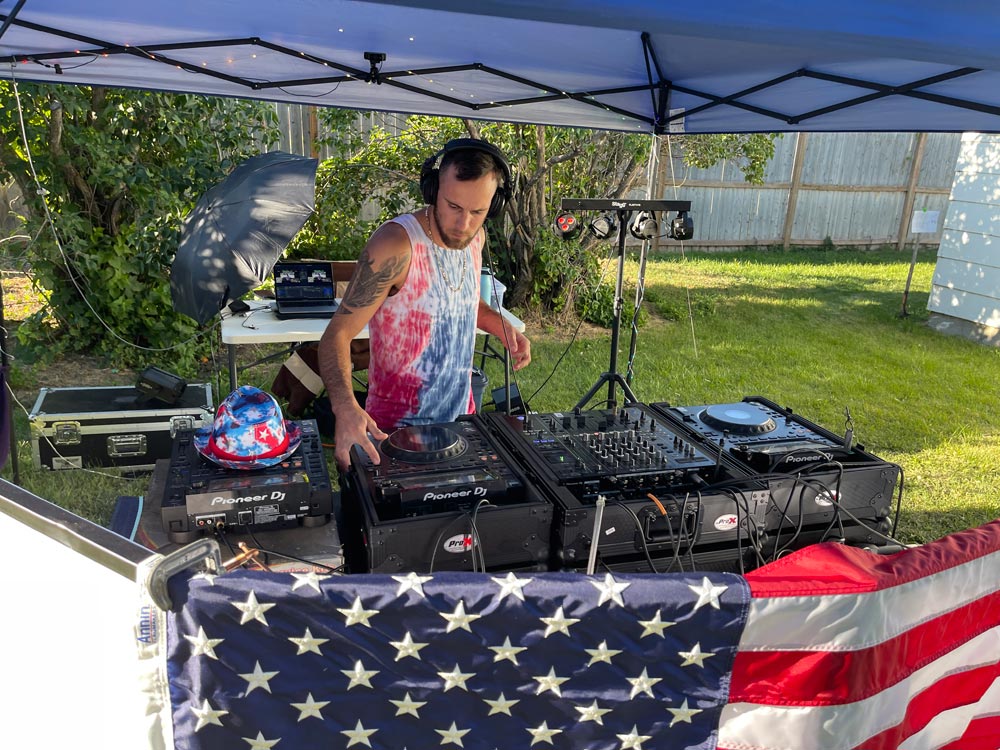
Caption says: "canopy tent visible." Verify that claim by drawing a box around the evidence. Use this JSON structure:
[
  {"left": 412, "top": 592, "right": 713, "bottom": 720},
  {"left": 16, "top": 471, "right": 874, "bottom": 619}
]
[{"left": 3, "top": 0, "right": 1000, "bottom": 134}]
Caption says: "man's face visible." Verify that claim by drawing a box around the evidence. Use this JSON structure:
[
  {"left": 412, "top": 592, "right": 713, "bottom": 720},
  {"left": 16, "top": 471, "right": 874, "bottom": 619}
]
[{"left": 433, "top": 164, "right": 498, "bottom": 249}]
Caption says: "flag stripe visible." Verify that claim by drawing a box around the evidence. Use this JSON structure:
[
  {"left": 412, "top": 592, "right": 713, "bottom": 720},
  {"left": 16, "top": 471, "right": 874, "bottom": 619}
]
[
  {"left": 858, "top": 662, "right": 1000, "bottom": 750},
  {"left": 745, "top": 521, "right": 1000, "bottom": 599},
  {"left": 730, "top": 589, "right": 1000, "bottom": 704},
  {"left": 718, "top": 625, "right": 1000, "bottom": 750},
  {"left": 739, "top": 547, "right": 1000, "bottom": 651},
  {"left": 937, "top": 713, "right": 1000, "bottom": 750},
  {"left": 899, "top": 673, "right": 1000, "bottom": 750}
]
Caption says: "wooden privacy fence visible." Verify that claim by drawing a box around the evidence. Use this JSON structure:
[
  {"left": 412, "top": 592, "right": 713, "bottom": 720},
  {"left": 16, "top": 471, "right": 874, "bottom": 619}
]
[{"left": 271, "top": 104, "right": 961, "bottom": 254}]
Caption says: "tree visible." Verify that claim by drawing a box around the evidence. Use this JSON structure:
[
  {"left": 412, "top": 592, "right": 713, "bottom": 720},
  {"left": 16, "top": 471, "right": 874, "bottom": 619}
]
[
  {"left": 290, "top": 113, "right": 776, "bottom": 321},
  {"left": 0, "top": 82, "right": 280, "bottom": 371}
]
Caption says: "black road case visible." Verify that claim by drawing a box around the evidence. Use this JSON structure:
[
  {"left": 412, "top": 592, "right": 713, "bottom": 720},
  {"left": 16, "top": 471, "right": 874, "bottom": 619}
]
[{"left": 29, "top": 384, "right": 214, "bottom": 471}]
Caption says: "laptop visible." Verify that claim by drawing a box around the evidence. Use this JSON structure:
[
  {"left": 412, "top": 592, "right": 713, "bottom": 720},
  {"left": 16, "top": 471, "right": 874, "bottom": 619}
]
[{"left": 272, "top": 261, "right": 340, "bottom": 319}]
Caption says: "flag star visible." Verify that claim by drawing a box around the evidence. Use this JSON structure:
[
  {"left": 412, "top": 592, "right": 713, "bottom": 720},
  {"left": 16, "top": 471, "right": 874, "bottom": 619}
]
[
  {"left": 232, "top": 590, "right": 276, "bottom": 626},
  {"left": 616, "top": 725, "right": 652, "bottom": 749},
  {"left": 679, "top": 642, "right": 715, "bottom": 668},
  {"left": 338, "top": 596, "right": 378, "bottom": 627},
  {"left": 438, "top": 663, "right": 476, "bottom": 692},
  {"left": 667, "top": 698, "right": 703, "bottom": 726},
  {"left": 239, "top": 661, "right": 279, "bottom": 695},
  {"left": 689, "top": 576, "right": 728, "bottom": 611},
  {"left": 390, "top": 631, "right": 429, "bottom": 661},
  {"left": 526, "top": 721, "right": 562, "bottom": 745},
  {"left": 242, "top": 731, "right": 280, "bottom": 749},
  {"left": 590, "top": 573, "right": 630, "bottom": 607},
  {"left": 290, "top": 692, "right": 328, "bottom": 721},
  {"left": 575, "top": 700, "right": 612, "bottom": 725},
  {"left": 341, "top": 719, "right": 378, "bottom": 748},
  {"left": 290, "top": 571, "right": 329, "bottom": 593},
  {"left": 191, "top": 698, "right": 227, "bottom": 731},
  {"left": 441, "top": 600, "right": 482, "bottom": 633},
  {"left": 533, "top": 667, "right": 570, "bottom": 697},
  {"left": 540, "top": 606, "right": 580, "bottom": 637},
  {"left": 638, "top": 610, "right": 676, "bottom": 638},
  {"left": 393, "top": 571, "right": 433, "bottom": 598},
  {"left": 484, "top": 692, "right": 520, "bottom": 716},
  {"left": 585, "top": 640, "right": 623, "bottom": 666},
  {"left": 491, "top": 571, "right": 532, "bottom": 601},
  {"left": 288, "top": 627, "right": 328, "bottom": 655},
  {"left": 390, "top": 691, "right": 427, "bottom": 718},
  {"left": 192, "top": 571, "right": 217, "bottom": 586},
  {"left": 184, "top": 626, "right": 224, "bottom": 659},
  {"left": 627, "top": 667, "right": 662, "bottom": 699},
  {"left": 489, "top": 636, "right": 527, "bottom": 665},
  {"left": 342, "top": 660, "right": 379, "bottom": 690},
  {"left": 436, "top": 722, "right": 471, "bottom": 746}
]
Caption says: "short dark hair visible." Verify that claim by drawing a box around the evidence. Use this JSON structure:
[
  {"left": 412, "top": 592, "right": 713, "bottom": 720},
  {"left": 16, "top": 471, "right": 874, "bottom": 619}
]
[{"left": 440, "top": 147, "right": 505, "bottom": 186}]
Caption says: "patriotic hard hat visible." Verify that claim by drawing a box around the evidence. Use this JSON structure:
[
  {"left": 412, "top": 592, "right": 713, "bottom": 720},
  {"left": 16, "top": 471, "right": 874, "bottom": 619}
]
[{"left": 193, "top": 386, "right": 302, "bottom": 470}]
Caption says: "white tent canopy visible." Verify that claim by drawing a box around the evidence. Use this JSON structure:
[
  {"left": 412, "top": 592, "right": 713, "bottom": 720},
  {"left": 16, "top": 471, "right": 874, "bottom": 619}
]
[{"left": 3, "top": 0, "right": 1000, "bottom": 133}]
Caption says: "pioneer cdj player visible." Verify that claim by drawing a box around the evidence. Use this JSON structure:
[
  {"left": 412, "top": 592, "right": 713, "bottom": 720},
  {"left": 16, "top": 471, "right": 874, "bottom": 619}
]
[
  {"left": 480, "top": 404, "right": 769, "bottom": 571},
  {"left": 340, "top": 417, "right": 553, "bottom": 574},
  {"left": 161, "top": 419, "right": 333, "bottom": 544},
  {"left": 650, "top": 397, "right": 900, "bottom": 551}
]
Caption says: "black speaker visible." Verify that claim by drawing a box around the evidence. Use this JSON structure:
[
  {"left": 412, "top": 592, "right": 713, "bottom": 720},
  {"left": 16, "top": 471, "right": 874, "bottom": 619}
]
[{"left": 420, "top": 138, "right": 512, "bottom": 219}]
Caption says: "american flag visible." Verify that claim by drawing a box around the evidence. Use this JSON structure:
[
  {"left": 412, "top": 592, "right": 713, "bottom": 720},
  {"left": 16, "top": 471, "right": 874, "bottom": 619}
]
[{"left": 151, "top": 521, "right": 1000, "bottom": 750}]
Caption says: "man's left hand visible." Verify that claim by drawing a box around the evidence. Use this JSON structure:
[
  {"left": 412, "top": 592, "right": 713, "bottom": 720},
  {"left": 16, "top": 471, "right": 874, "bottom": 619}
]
[{"left": 507, "top": 330, "right": 531, "bottom": 370}]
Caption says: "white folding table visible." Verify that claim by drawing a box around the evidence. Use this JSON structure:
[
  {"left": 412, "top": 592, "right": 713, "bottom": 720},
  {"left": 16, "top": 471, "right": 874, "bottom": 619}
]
[{"left": 220, "top": 301, "right": 525, "bottom": 407}]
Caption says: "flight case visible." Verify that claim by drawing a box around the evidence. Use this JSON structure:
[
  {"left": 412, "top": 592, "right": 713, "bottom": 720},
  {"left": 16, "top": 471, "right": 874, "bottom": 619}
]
[{"left": 29, "top": 384, "right": 214, "bottom": 471}]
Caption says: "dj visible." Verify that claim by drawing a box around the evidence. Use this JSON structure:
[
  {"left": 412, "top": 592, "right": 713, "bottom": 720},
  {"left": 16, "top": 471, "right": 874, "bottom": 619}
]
[{"left": 318, "top": 138, "right": 532, "bottom": 470}]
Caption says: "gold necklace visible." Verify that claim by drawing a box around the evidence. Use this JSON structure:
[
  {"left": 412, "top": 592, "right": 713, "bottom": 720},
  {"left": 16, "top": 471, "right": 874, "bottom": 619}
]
[{"left": 423, "top": 207, "right": 467, "bottom": 293}]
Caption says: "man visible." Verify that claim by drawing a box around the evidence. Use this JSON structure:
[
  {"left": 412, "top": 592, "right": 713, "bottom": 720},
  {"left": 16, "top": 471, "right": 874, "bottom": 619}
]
[{"left": 318, "top": 139, "right": 531, "bottom": 470}]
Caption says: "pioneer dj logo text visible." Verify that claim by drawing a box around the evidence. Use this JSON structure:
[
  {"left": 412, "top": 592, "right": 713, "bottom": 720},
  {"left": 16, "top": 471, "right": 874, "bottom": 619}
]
[
  {"left": 783, "top": 452, "right": 833, "bottom": 464},
  {"left": 423, "top": 487, "right": 487, "bottom": 502},
  {"left": 210, "top": 490, "right": 286, "bottom": 506}
]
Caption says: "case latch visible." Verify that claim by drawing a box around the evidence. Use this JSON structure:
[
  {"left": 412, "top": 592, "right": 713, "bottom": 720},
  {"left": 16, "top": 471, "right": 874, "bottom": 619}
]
[
  {"left": 53, "top": 421, "right": 81, "bottom": 446},
  {"left": 170, "top": 415, "right": 195, "bottom": 438}
]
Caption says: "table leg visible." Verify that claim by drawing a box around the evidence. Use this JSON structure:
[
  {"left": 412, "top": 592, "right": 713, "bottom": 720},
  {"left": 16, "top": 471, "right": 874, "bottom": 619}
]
[
  {"left": 228, "top": 344, "right": 237, "bottom": 392},
  {"left": 503, "top": 347, "right": 511, "bottom": 413}
]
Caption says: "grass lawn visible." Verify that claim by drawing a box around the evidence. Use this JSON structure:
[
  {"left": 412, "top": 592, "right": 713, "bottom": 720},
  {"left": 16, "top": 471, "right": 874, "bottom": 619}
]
[
  {"left": 478, "top": 246, "right": 1000, "bottom": 544},
  {"left": 3, "top": 245, "right": 997, "bottom": 546}
]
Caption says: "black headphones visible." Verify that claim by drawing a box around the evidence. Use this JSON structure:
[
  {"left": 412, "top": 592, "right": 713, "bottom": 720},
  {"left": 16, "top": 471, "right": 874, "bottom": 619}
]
[{"left": 420, "top": 138, "right": 512, "bottom": 220}]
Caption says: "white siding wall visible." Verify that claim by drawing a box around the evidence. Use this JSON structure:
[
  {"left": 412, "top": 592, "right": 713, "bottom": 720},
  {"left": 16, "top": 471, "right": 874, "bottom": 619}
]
[{"left": 929, "top": 134, "right": 1000, "bottom": 328}]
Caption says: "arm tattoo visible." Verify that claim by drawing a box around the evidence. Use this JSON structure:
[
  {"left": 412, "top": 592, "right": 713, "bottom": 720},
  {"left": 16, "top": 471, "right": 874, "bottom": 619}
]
[{"left": 339, "top": 253, "right": 407, "bottom": 313}]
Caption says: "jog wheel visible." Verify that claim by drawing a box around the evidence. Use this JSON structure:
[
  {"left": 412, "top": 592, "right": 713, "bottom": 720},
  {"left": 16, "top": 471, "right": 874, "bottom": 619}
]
[
  {"left": 381, "top": 424, "right": 469, "bottom": 463},
  {"left": 699, "top": 403, "right": 777, "bottom": 436}
]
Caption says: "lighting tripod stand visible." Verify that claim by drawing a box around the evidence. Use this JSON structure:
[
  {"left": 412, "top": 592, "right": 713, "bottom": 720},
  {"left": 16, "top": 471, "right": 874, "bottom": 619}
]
[{"left": 560, "top": 198, "right": 691, "bottom": 410}]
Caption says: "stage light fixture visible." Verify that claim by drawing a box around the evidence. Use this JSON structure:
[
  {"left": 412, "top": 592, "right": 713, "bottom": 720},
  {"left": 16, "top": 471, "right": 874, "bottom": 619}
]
[
  {"left": 588, "top": 212, "right": 618, "bottom": 240},
  {"left": 628, "top": 210, "right": 658, "bottom": 240},
  {"left": 554, "top": 211, "right": 581, "bottom": 240},
  {"left": 670, "top": 210, "right": 694, "bottom": 241}
]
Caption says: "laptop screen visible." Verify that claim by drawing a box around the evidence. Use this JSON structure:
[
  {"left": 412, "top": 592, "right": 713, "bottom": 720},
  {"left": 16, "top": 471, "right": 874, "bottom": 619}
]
[{"left": 273, "top": 262, "right": 336, "bottom": 306}]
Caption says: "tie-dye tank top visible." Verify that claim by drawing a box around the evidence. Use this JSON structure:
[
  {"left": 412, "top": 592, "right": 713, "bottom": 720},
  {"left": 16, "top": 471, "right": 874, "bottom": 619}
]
[{"left": 365, "top": 212, "right": 483, "bottom": 431}]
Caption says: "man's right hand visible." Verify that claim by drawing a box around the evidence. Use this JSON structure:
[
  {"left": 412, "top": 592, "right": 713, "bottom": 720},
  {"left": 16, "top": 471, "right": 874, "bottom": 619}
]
[{"left": 333, "top": 403, "right": 388, "bottom": 471}]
